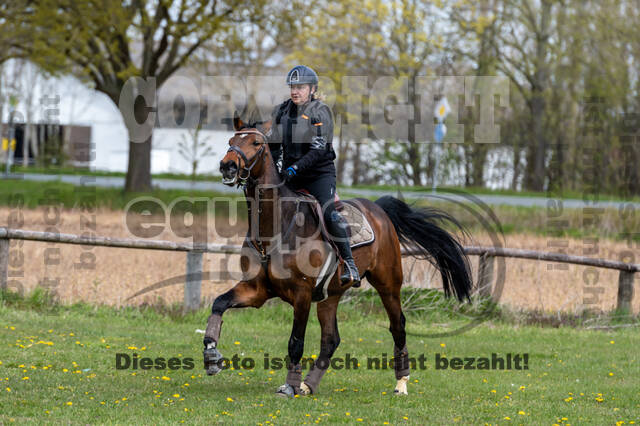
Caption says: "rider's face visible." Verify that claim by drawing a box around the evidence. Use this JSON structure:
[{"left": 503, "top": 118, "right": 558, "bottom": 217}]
[{"left": 290, "top": 84, "right": 313, "bottom": 105}]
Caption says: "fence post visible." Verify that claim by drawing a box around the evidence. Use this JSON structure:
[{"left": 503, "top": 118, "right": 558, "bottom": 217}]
[
  {"left": 0, "top": 238, "right": 8, "bottom": 289},
  {"left": 478, "top": 252, "right": 494, "bottom": 299},
  {"left": 616, "top": 271, "right": 635, "bottom": 312},
  {"left": 185, "top": 251, "right": 203, "bottom": 312}
]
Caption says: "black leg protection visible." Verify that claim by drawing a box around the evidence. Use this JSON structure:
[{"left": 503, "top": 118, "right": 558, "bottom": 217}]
[
  {"left": 393, "top": 344, "right": 411, "bottom": 380},
  {"left": 303, "top": 361, "right": 329, "bottom": 394},
  {"left": 286, "top": 363, "right": 303, "bottom": 392}
]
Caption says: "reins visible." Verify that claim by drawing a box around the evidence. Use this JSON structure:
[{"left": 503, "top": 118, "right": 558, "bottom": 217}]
[{"left": 227, "top": 128, "right": 299, "bottom": 274}]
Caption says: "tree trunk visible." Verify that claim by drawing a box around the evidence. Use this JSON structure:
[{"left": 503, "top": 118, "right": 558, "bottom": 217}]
[
  {"left": 124, "top": 98, "right": 153, "bottom": 192},
  {"left": 336, "top": 118, "right": 348, "bottom": 184},
  {"left": 408, "top": 77, "right": 422, "bottom": 186},
  {"left": 23, "top": 123, "right": 31, "bottom": 166},
  {"left": 523, "top": 0, "right": 552, "bottom": 192},
  {"left": 352, "top": 142, "right": 362, "bottom": 185},
  {"left": 125, "top": 138, "right": 152, "bottom": 192}
]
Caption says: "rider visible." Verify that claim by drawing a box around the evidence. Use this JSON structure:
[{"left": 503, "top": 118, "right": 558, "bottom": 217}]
[{"left": 266, "top": 65, "right": 360, "bottom": 286}]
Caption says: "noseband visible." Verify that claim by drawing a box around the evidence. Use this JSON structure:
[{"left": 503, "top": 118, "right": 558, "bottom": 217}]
[{"left": 226, "top": 129, "right": 269, "bottom": 188}]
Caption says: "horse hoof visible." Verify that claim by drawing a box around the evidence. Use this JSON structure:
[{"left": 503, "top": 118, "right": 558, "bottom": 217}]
[
  {"left": 275, "top": 383, "right": 296, "bottom": 398},
  {"left": 299, "top": 382, "right": 312, "bottom": 396},
  {"left": 203, "top": 345, "right": 224, "bottom": 376}
]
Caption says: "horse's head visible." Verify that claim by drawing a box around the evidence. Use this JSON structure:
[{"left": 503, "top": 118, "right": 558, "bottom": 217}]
[{"left": 220, "top": 114, "right": 273, "bottom": 187}]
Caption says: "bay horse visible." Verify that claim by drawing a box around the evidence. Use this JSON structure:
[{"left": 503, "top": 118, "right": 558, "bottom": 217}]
[{"left": 203, "top": 116, "right": 472, "bottom": 396}]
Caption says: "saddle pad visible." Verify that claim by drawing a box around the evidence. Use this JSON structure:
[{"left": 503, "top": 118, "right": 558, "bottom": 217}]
[{"left": 338, "top": 201, "right": 375, "bottom": 248}]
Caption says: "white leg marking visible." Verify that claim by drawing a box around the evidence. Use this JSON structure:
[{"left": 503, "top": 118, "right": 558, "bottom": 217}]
[{"left": 394, "top": 375, "right": 409, "bottom": 395}]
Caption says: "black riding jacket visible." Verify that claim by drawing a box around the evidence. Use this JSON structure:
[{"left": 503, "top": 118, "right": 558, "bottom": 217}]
[{"left": 266, "top": 98, "right": 336, "bottom": 179}]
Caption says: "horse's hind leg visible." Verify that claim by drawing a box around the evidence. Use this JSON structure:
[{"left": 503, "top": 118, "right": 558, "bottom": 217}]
[
  {"left": 299, "top": 295, "right": 341, "bottom": 395},
  {"left": 368, "top": 266, "right": 410, "bottom": 395}
]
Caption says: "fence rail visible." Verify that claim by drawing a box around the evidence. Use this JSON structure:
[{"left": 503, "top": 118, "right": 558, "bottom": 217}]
[{"left": 1, "top": 227, "right": 637, "bottom": 312}]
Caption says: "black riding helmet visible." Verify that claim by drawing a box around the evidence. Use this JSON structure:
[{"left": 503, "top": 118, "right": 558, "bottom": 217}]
[{"left": 286, "top": 65, "right": 318, "bottom": 87}]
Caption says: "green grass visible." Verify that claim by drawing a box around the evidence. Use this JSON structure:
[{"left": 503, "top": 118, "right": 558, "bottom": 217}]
[
  {"left": 346, "top": 183, "right": 640, "bottom": 203},
  {"left": 1, "top": 179, "right": 244, "bottom": 214},
  {"left": 10, "top": 164, "right": 640, "bottom": 202},
  {"left": 10, "top": 166, "right": 220, "bottom": 182},
  {"left": 2, "top": 179, "right": 639, "bottom": 241},
  {"left": 1, "top": 289, "right": 638, "bottom": 424}
]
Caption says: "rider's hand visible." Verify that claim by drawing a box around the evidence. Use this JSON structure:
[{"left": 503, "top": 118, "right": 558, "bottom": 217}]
[{"left": 284, "top": 166, "right": 296, "bottom": 182}]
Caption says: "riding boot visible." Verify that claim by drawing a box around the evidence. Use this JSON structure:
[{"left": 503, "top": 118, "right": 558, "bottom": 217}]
[
  {"left": 326, "top": 210, "right": 361, "bottom": 287},
  {"left": 333, "top": 235, "right": 361, "bottom": 287}
]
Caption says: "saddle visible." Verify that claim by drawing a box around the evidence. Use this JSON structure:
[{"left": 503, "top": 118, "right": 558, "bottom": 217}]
[
  {"left": 292, "top": 188, "right": 375, "bottom": 252},
  {"left": 292, "top": 188, "right": 375, "bottom": 303}
]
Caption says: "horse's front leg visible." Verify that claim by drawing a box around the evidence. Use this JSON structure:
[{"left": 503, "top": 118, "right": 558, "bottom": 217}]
[
  {"left": 203, "top": 280, "right": 269, "bottom": 375},
  {"left": 299, "top": 295, "right": 340, "bottom": 395},
  {"left": 275, "top": 292, "right": 312, "bottom": 397}
]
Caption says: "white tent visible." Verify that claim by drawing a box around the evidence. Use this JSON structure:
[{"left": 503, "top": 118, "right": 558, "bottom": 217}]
[{"left": 1, "top": 60, "right": 234, "bottom": 175}]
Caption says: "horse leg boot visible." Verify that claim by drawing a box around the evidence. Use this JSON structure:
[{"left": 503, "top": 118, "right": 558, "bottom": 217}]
[
  {"left": 203, "top": 282, "right": 269, "bottom": 376},
  {"left": 276, "top": 297, "right": 311, "bottom": 397},
  {"left": 393, "top": 344, "right": 411, "bottom": 395},
  {"left": 301, "top": 298, "right": 341, "bottom": 395},
  {"left": 203, "top": 290, "right": 234, "bottom": 375},
  {"left": 203, "top": 314, "right": 224, "bottom": 375}
]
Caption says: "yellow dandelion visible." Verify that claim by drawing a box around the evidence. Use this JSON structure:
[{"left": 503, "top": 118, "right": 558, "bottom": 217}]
[
  {"left": 6, "top": 387, "right": 10, "bottom": 392},
  {"left": 518, "top": 411, "right": 526, "bottom": 415},
  {"left": 22, "top": 377, "right": 29, "bottom": 380},
  {"left": 227, "top": 397, "right": 233, "bottom": 402},
  {"left": 440, "top": 343, "right": 446, "bottom": 347},
  {"left": 234, "top": 341, "right": 240, "bottom": 345},
  {"left": 66, "top": 401, "right": 72, "bottom": 406},
  {"left": 173, "top": 394, "right": 180, "bottom": 398},
  {"left": 161, "top": 376, "right": 170, "bottom": 381},
  {"left": 504, "top": 417, "right": 510, "bottom": 420}
]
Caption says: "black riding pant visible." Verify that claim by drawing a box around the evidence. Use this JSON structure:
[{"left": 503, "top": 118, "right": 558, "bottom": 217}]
[{"left": 291, "top": 174, "right": 353, "bottom": 260}]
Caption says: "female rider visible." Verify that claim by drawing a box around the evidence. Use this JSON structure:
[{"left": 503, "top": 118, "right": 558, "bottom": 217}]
[{"left": 266, "top": 65, "right": 360, "bottom": 286}]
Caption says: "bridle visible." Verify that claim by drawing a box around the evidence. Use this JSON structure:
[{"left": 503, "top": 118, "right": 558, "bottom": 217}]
[{"left": 224, "top": 129, "right": 269, "bottom": 188}]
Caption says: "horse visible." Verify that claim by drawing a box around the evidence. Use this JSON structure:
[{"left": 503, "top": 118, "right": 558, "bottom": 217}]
[{"left": 203, "top": 115, "right": 472, "bottom": 397}]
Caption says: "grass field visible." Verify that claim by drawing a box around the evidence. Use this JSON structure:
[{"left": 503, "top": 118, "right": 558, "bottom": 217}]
[
  {"left": 10, "top": 165, "right": 640, "bottom": 203},
  {"left": 3, "top": 179, "right": 640, "bottom": 241},
  {"left": 1, "top": 290, "right": 638, "bottom": 424}
]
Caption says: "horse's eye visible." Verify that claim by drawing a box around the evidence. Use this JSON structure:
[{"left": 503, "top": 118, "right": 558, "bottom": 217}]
[{"left": 253, "top": 141, "right": 261, "bottom": 146}]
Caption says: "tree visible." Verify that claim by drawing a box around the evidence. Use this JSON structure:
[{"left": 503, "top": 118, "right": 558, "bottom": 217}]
[
  {"left": 27, "top": 0, "right": 251, "bottom": 191},
  {"left": 449, "top": 0, "right": 501, "bottom": 187},
  {"left": 178, "top": 125, "right": 215, "bottom": 181},
  {"left": 290, "top": 0, "right": 442, "bottom": 187}
]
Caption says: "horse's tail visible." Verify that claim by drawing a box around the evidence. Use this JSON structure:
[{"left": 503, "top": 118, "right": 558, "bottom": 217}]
[{"left": 375, "top": 195, "right": 472, "bottom": 302}]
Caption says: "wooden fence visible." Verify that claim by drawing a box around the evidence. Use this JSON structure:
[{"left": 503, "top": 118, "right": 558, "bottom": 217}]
[{"left": 1, "top": 227, "right": 637, "bottom": 312}]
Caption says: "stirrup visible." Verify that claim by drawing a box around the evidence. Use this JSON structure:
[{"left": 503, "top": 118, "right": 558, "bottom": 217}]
[{"left": 340, "top": 258, "right": 361, "bottom": 287}]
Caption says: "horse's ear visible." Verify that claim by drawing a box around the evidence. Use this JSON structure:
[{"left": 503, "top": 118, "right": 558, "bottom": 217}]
[{"left": 233, "top": 112, "right": 244, "bottom": 131}]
